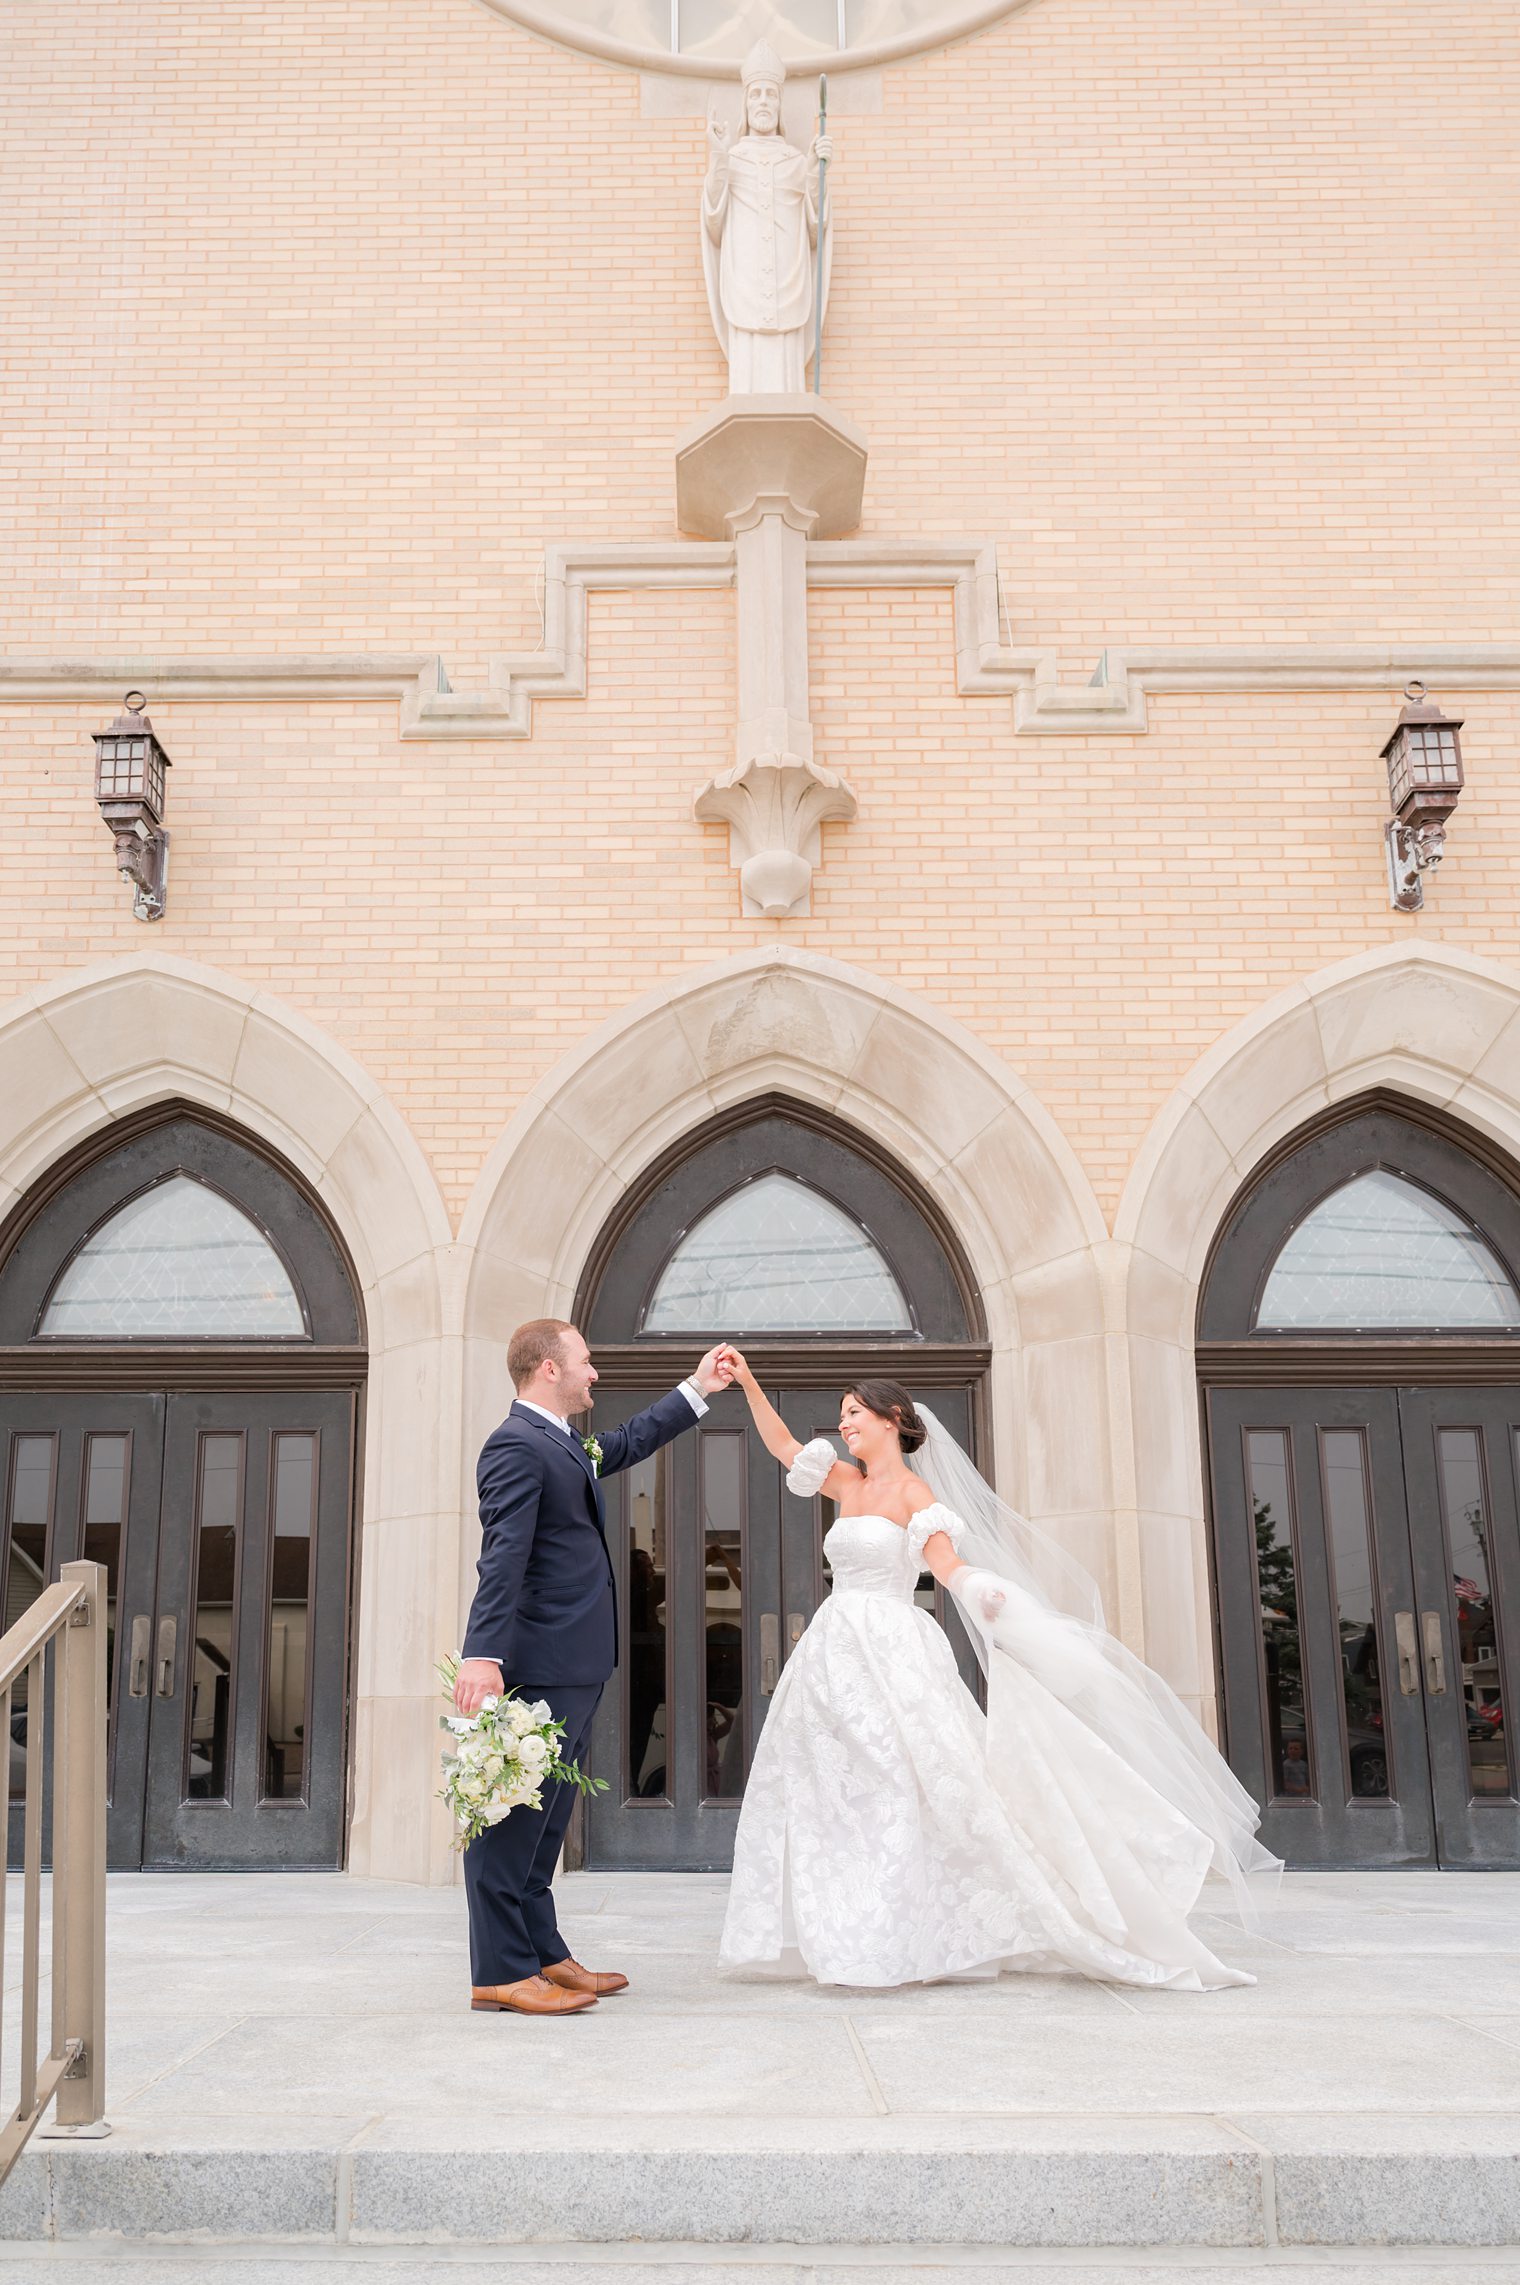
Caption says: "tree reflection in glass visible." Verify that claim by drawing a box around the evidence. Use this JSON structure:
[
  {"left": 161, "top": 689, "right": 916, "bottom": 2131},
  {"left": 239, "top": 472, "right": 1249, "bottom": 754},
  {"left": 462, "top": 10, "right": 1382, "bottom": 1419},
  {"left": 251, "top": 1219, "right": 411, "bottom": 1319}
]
[{"left": 1246, "top": 1428, "right": 1313, "bottom": 1799}]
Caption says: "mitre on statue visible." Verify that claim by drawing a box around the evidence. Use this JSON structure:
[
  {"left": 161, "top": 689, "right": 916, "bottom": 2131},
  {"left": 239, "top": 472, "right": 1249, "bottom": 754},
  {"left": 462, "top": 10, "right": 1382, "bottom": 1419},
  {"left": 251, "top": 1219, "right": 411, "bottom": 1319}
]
[{"left": 740, "top": 37, "right": 786, "bottom": 88}]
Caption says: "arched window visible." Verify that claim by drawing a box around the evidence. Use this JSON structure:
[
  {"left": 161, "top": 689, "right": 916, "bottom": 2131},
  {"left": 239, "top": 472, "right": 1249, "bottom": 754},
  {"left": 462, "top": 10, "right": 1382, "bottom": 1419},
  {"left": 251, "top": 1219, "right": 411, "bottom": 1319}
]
[
  {"left": 1256, "top": 1169, "right": 1520, "bottom": 1333},
  {"left": 585, "top": 1102, "right": 974, "bottom": 1345},
  {"left": 642, "top": 1172, "right": 913, "bottom": 1335},
  {"left": 40, "top": 1175, "right": 305, "bottom": 1340}
]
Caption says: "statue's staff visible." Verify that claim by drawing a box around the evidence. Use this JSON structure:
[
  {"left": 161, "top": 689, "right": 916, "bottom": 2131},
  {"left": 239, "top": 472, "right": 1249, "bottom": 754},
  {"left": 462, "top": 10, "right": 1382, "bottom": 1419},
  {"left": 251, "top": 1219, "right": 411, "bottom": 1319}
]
[{"left": 812, "top": 74, "right": 828, "bottom": 394}]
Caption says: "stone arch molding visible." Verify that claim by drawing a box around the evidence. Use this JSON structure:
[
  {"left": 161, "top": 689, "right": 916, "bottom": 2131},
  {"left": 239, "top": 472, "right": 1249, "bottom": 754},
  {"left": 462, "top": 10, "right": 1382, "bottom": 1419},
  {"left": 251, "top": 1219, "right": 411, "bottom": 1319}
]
[
  {"left": 461, "top": 946, "right": 1106, "bottom": 1350},
  {"left": 0, "top": 952, "right": 452, "bottom": 1339},
  {"left": 1118, "top": 941, "right": 1520, "bottom": 1327}
]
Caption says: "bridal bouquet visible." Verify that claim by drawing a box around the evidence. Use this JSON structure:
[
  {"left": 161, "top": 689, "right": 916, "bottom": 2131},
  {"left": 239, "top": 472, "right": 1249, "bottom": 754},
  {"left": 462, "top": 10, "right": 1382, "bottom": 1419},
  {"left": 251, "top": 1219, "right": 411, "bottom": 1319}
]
[{"left": 437, "top": 1658, "right": 606, "bottom": 1849}]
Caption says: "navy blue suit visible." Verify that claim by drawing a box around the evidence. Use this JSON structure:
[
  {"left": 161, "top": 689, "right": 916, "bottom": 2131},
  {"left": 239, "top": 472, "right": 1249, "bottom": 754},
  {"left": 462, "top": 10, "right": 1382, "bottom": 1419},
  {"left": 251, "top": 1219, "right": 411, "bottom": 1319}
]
[{"left": 461, "top": 1387, "right": 699, "bottom": 1985}]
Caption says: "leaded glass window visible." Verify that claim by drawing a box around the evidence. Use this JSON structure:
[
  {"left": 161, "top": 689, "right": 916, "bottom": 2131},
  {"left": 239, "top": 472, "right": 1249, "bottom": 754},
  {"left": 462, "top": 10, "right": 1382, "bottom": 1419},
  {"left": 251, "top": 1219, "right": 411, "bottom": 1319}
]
[
  {"left": 1256, "top": 1170, "right": 1520, "bottom": 1331},
  {"left": 39, "top": 1177, "right": 305, "bottom": 1339},
  {"left": 642, "top": 1172, "right": 913, "bottom": 1334}
]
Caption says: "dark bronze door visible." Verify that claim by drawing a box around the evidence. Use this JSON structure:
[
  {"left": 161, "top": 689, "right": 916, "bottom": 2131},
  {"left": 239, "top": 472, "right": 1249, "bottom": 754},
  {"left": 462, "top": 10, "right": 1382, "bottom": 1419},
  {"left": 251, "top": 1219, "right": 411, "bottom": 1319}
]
[
  {"left": 0, "top": 1389, "right": 355, "bottom": 1870},
  {"left": 1207, "top": 1384, "right": 1518, "bottom": 1869}
]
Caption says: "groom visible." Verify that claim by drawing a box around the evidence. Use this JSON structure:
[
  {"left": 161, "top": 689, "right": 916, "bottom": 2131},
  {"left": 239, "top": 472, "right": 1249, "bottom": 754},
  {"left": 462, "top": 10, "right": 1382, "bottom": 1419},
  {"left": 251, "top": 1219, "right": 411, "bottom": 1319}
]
[{"left": 454, "top": 1318, "right": 733, "bottom": 2016}]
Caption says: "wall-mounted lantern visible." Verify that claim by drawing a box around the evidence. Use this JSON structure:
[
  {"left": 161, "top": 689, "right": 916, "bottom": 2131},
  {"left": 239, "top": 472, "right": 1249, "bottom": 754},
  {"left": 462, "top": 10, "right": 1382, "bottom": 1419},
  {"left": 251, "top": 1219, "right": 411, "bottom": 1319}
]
[
  {"left": 92, "top": 692, "right": 171, "bottom": 921},
  {"left": 1382, "top": 680, "right": 1464, "bottom": 913}
]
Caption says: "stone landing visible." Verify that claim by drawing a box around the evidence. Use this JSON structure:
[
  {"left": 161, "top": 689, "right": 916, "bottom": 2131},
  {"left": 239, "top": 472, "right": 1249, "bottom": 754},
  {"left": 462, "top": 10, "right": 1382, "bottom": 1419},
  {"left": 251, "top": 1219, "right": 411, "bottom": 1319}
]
[{"left": 0, "top": 1871, "right": 1518, "bottom": 2263}]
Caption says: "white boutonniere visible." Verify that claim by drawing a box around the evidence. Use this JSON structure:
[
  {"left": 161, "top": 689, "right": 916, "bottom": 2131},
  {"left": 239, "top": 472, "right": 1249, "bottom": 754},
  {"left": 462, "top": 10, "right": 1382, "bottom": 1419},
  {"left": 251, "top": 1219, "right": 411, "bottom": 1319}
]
[{"left": 582, "top": 1434, "right": 603, "bottom": 1474}]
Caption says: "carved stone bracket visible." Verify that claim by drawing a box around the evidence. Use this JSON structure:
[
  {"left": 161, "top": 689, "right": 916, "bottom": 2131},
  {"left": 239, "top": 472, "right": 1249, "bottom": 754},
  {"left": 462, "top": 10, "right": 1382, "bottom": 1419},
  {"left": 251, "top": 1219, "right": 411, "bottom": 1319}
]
[{"left": 676, "top": 393, "right": 868, "bottom": 917}]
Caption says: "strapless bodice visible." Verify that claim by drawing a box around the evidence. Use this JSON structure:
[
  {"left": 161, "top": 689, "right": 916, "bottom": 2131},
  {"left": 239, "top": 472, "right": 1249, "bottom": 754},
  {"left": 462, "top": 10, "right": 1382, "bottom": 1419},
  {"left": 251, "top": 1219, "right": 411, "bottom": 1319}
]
[{"left": 823, "top": 1515, "right": 923, "bottom": 1603}]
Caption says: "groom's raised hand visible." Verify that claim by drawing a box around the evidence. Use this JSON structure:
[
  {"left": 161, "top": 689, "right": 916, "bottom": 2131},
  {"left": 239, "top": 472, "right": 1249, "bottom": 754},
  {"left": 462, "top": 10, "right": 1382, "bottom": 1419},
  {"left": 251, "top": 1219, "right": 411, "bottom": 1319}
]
[{"left": 692, "top": 1345, "right": 736, "bottom": 1397}]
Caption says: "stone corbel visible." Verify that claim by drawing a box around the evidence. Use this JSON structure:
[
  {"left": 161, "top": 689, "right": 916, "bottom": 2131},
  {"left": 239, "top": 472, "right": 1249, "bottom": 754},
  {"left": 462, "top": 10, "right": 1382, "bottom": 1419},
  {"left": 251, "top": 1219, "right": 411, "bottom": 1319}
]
[
  {"left": 694, "top": 749, "right": 857, "bottom": 919},
  {"left": 678, "top": 395, "right": 867, "bottom": 918}
]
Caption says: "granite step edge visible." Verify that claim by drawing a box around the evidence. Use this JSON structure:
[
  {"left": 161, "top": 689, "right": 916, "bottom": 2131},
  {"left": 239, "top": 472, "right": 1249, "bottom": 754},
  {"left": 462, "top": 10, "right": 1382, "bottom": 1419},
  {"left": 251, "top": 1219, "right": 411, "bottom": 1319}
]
[{"left": 0, "top": 2120, "right": 1515, "bottom": 2251}]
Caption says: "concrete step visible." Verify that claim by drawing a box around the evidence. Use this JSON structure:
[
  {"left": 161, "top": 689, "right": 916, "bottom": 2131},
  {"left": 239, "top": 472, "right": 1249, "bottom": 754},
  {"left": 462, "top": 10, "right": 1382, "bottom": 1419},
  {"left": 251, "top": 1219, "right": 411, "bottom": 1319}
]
[
  {"left": 3, "top": 2246, "right": 1520, "bottom": 2280},
  {"left": 0, "top": 2114, "right": 1516, "bottom": 2254}
]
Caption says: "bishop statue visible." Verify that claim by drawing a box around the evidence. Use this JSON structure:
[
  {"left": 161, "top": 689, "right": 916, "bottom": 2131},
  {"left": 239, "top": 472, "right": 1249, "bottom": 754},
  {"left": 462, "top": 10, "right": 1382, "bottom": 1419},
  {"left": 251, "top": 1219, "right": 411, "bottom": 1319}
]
[{"left": 702, "top": 40, "right": 833, "bottom": 395}]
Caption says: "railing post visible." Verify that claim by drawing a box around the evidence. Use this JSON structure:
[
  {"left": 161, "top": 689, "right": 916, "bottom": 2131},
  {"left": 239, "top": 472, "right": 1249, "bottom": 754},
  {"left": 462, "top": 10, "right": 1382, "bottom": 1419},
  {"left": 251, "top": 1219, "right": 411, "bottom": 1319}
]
[{"left": 51, "top": 1561, "right": 107, "bottom": 2135}]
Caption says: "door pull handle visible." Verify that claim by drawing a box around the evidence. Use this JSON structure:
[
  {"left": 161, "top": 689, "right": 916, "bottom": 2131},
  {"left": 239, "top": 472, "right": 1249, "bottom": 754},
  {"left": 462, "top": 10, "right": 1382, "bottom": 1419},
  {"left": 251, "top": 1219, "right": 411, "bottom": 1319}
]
[
  {"left": 787, "top": 1612, "right": 805, "bottom": 1652},
  {"left": 1421, "top": 1610, "right": 1448, "bottom": 1696},
  {"left": 1393, "top": 1610, "right": 1419, "bottom": 1697},
  {"left": 128, "top": 1614, "right": 152, "bottom": 1699},
  {"left": 155, "top": 1615, "right": 178, "bottom": 1699},
  {"left": 759, "top": 1612, "right": 779, "bottom": 1695}
]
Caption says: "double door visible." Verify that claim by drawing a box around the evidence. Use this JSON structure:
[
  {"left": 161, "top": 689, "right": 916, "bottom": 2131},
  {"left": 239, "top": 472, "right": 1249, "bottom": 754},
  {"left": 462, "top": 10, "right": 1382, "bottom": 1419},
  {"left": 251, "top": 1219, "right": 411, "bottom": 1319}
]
[
  {"left": 0, "top": 1389, "right": 355, "bottom": 1869},
  {"left": 583, "top": 1382, "right": 977, "bottom": 1871},
  {"left": 1207, "top": 1384, "right": 1519, "bottom": 1868}
]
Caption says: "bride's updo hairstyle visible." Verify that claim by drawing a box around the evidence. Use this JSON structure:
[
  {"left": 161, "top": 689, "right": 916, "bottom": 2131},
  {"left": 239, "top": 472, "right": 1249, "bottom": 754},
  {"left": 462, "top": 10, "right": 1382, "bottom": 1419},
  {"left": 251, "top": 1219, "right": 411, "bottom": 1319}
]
[{"left": 843, "top": 1380, "right": 927, "bottom": 1456}]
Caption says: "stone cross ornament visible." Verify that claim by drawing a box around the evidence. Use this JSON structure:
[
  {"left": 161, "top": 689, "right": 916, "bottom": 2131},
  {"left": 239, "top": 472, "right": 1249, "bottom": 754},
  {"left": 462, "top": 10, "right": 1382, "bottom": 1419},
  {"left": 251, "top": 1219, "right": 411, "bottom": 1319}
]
[{"left": 702, "top": 41, "right": 833, "bottom": 394}]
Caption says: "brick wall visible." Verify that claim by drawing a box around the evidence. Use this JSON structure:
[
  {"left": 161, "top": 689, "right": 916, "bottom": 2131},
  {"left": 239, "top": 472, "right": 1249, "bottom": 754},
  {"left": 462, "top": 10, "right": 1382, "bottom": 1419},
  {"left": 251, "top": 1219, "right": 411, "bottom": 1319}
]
[{"left": 4, "top": 0, "right": 1517, "bottom": 1223}]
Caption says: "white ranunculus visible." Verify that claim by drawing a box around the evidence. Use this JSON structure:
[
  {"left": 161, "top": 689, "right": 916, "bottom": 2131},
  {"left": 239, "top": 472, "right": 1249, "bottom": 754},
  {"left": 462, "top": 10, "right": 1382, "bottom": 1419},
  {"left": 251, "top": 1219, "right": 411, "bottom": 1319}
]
[{"left": 518, "top": 1733, "right": 549, "bottom": 1767}]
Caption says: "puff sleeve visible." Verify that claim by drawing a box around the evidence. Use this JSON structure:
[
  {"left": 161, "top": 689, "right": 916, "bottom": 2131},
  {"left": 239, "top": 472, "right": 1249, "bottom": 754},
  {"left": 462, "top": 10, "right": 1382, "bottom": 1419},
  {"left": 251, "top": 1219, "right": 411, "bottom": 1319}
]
[
  {"left": 906, "top": 1502, "right": 965, "bottom": 1564},
  {"left": 785, "top": 1437, "right": 838, "bottom": 1497}
]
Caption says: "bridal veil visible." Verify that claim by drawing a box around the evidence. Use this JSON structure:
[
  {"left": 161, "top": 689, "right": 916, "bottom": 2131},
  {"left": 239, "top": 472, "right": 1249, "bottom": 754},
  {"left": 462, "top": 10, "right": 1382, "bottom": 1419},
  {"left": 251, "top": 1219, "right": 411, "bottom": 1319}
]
[{"left": 915, "top": 1407, "right": 1282, "bottom": 1923}]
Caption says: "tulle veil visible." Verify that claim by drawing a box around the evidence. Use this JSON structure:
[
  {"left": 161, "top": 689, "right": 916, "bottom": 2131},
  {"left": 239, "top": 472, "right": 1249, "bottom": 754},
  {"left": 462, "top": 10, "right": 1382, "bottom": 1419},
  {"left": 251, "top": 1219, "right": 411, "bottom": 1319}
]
[{"left": 914, "top": 1406, "right": 1282, "bottom": 1923}]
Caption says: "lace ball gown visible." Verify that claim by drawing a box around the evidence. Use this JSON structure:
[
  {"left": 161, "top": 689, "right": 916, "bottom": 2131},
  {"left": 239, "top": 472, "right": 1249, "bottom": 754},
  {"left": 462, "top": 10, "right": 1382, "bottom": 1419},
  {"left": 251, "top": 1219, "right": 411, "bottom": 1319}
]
[{"left": 719, "top": 1447, "right": 1252, "bottom": 1992}]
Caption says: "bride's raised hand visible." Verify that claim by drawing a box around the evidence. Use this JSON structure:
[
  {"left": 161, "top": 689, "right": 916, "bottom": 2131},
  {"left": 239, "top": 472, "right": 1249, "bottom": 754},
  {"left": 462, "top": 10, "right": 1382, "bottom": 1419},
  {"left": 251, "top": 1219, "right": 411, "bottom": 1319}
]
[{"left": 719, "top": 1343, "right": 755, "bottom": 1389}]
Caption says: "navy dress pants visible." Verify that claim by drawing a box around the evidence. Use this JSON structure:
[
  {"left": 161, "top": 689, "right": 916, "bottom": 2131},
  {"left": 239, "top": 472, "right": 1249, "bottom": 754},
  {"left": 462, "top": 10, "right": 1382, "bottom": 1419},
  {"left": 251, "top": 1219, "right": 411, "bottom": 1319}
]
[{"left": 462, "top": 1680, "right": 602, "bottom": 1987}]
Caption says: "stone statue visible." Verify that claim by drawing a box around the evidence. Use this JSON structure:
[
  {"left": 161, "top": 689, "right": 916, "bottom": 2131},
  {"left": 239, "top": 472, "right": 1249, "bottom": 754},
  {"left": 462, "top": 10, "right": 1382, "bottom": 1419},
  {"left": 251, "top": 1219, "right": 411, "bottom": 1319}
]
[{"left": 702, "top": 40, "right": 833, "bottom": 395}]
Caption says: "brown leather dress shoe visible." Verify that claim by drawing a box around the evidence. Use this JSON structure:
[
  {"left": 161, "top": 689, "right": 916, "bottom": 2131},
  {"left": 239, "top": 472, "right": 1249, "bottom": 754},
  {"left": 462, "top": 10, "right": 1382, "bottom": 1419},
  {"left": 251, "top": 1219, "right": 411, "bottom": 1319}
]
[
  {"left": 541, "top": 1956, "right": 630, "bottom": 1997},
  {"left": 470, "top": 1974, "right": 597, "bottom": 2015}
]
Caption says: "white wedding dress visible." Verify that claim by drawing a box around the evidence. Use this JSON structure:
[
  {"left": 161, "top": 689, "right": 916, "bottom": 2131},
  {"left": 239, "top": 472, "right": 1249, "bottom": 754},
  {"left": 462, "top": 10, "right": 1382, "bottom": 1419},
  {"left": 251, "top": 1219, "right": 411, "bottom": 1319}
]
[{"left": 719, "top": 1454, "right": 1258, "bottom": 1992}]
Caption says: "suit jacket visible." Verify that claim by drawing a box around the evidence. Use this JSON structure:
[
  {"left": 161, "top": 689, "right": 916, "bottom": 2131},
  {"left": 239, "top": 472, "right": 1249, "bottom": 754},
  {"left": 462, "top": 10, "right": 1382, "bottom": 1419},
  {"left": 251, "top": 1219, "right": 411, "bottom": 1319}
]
[{"left": 462, "top": 1388, "right": 698, "bottom": 1686}]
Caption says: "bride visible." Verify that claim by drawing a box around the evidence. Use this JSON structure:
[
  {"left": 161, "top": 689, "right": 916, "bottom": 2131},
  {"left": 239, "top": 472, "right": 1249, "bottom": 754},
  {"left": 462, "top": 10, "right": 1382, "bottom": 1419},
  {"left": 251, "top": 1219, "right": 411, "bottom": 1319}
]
[{"left": 716, "top": 1355, "right": 1279, "bottom": 1992}]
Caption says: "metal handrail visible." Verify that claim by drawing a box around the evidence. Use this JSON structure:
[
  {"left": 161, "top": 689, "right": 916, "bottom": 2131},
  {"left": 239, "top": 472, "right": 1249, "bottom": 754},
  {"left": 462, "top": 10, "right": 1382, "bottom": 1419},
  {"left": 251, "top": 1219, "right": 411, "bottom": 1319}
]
[{"left": 0, "top": 1561, "right": 109, "bottom": 2183}]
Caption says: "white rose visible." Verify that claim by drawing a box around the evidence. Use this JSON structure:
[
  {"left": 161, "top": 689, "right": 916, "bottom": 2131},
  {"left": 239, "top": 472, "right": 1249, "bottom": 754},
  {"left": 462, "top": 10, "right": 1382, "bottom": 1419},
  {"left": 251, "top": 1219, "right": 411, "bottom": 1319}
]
[{"left": 509, "top": 1702, "right": 536, "bottom": 1736}]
